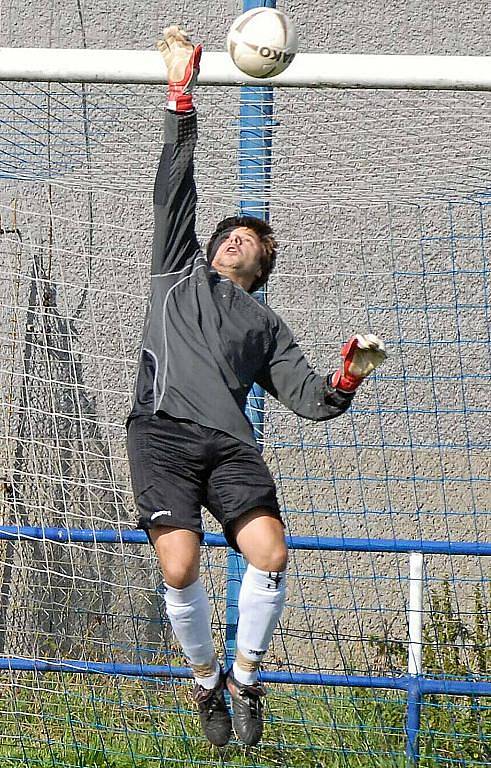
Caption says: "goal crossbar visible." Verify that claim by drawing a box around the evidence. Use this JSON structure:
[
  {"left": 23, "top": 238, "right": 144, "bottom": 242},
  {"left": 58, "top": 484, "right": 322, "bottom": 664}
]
[{"left": 2, "top": 49, "right": 491, "bottom": 89}]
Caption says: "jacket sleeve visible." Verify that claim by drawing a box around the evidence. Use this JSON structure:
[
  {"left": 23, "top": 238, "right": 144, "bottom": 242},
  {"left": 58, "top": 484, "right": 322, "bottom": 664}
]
[
  {"left": 255, "top": 317, "right": 354, "bottom": 421},
  {"left": 151, "top": 109, "right": 200, "bottom": 276}
]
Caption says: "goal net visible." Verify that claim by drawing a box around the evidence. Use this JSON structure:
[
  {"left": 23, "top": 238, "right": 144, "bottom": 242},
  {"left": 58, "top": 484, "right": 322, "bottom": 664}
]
[{"left": 0, "top": 74, "right": 490, "bottom": 765}]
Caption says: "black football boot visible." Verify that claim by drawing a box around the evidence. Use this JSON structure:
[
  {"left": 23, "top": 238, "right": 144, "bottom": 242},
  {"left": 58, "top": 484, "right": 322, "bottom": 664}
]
[
  {"left": 225, "top": 669, "right": 266, "bottom": 746},
  {"left": 193, "top": 671, "right": 232, "bottom": 747}
]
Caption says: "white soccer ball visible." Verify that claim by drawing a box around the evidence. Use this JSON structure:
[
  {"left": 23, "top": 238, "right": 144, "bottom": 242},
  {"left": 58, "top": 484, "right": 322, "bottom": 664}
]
[{"left": 227, "top": 8, "right": 298, "bottom": 79}]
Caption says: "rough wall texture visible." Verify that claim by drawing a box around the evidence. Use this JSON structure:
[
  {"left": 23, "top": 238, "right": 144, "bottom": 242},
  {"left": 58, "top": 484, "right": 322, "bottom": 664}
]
[{"left": 0, "top": 2, "right": 489, "bottom": 674}]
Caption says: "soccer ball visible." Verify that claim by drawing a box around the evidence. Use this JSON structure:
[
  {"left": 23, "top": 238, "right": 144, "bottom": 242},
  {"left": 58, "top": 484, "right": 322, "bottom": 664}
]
[{"left": 227, "top": 7, "right": 298, "bottom": 79}]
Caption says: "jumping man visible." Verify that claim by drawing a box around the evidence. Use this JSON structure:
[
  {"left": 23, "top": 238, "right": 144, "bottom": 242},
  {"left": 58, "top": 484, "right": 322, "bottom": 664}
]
[{"left": 126, "top": 26, "right": 387, "bottom": 748}]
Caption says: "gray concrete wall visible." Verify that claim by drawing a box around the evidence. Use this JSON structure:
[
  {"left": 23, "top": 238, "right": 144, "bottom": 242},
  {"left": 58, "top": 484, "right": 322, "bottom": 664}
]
[{"left": 0, "top": 2, "right": 489, "bottom": 674}]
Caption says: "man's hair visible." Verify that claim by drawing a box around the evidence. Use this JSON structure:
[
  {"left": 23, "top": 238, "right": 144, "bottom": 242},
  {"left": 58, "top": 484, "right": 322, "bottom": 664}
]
[{"left": 206, "top": 215, "right": 277, "bottom": 293}]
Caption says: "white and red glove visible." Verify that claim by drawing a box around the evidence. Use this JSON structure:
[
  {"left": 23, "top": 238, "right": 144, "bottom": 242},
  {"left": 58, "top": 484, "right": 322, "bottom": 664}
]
[
  {"left": 332, "top": 333, "right": 387, "bottom": 393},
  {"left": 157, "top": 26, "right": 202, "bottom": 112}
]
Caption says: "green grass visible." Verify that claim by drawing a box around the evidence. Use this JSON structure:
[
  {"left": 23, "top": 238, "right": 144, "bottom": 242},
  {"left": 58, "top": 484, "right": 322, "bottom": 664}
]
[{"left": 0, "top": 674, "right": 489, "bottom": 768}]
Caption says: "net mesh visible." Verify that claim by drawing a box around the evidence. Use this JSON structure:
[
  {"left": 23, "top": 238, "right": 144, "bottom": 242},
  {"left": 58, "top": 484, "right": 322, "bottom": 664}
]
[{"left": 0, "top": 79, "right": 489, "bottom": 766}]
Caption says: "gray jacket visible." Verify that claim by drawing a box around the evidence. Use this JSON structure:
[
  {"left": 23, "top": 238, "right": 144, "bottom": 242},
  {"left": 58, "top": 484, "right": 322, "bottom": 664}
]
[{"left": 128, "top": 109, "right": 353, "bottom": 448}]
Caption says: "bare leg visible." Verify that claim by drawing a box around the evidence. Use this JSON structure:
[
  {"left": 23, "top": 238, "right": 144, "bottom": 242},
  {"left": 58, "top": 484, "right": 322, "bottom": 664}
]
[
  {"left": 150, "top": 527, "right": 201, "bottom": 588},
  {"left": 234, "top": 509, "right": 288, "bottom": 572}
]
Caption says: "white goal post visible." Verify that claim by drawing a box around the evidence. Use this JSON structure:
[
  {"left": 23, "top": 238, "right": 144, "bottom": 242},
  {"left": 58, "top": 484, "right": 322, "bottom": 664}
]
[{"left": 2, "top": 48, "right": 491, "bottom": 90}]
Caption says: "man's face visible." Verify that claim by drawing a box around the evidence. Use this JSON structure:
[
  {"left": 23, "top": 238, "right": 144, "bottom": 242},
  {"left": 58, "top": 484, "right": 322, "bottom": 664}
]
[{"left": 211, "top": 227, "right": 263, "bottom": 287}]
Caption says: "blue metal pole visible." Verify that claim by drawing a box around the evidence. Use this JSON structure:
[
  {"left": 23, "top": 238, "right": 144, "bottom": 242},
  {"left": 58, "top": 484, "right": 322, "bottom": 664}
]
[
  {"left": 1, "top": 656, "right": 490, "bottom": 698},
  {"left": 405, "top": 551, "right": 424, "bottom": 765},
  {"left": 406, "top": 677, "right": 423, "bottom": 764},
  {"left": 225, "top": 0, "right": 276, "bottom": 670},
  {"left": 1, "top": 526, "right": 490, "bottom": 557}
]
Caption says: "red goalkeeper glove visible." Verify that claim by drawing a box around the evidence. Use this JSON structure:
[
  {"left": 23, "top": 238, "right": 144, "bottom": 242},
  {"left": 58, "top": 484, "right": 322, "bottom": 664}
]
[
  {"left": 332, "top": 333, "right": 387, "bottom": 393},
  {"left": 157, "top": 26, "right": 202, "bottom": 112}
]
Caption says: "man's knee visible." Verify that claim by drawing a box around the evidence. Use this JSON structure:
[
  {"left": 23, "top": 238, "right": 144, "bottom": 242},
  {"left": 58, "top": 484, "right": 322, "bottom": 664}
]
[
  {"left": 265, "top": 541, "right": 288, "bottom": 573},
  {"left": 150, "top": 527, "right": 201, "bottom": 588},
  {"left": 259, "top": 534, "right": 288, "bottom": 573},
  {"left": 163, "top": 566, "right": 199, "bottom": 590},
  {"left": 233, "top": 509, "right": 288, "bottom": 572}
]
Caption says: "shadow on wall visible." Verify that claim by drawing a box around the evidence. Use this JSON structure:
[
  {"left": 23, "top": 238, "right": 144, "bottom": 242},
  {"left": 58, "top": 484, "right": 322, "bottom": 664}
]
[{"left": 0, "top": 250, "right": 170, "bottom": 663}]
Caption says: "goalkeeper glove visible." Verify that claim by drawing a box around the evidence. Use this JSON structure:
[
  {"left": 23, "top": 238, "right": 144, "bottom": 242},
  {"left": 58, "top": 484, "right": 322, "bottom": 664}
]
[
  {"left": 332, "top": 333, "right": 387, "bottom": 393},
  {"left": 157, "top": 26, "right": 202, "bottom": 112}
]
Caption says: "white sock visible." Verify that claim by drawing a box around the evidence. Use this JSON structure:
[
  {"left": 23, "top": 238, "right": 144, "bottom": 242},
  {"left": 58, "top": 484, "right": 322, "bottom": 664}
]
[
  {"left": 164, "top": 579, "right": 220, "bottom": 689},
  {"left": 234, "top": 564, "right": 286, "bottom": 686}
]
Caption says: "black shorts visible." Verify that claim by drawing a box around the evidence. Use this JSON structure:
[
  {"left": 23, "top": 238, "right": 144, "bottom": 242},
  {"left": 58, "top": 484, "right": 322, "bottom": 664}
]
[{"left": 126, "top": 413, "right": 282, "bottom": 552}]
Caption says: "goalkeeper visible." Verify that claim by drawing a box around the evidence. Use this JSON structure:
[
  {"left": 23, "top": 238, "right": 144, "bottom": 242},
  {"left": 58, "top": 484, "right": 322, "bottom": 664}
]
[{"left": 127, "top": 26, "right": 387, "bottom": 749}]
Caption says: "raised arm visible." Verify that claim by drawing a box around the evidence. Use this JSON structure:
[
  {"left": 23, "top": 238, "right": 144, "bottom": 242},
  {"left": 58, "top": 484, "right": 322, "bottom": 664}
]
[{"left": 151, "top": 27, "right": 202, "bottom": 275}]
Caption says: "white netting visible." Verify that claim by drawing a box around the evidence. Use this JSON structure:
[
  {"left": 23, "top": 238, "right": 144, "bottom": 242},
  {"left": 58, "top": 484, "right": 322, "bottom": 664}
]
[{"left": 0, "top": 11, "right": 490, "bottom": 761}]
